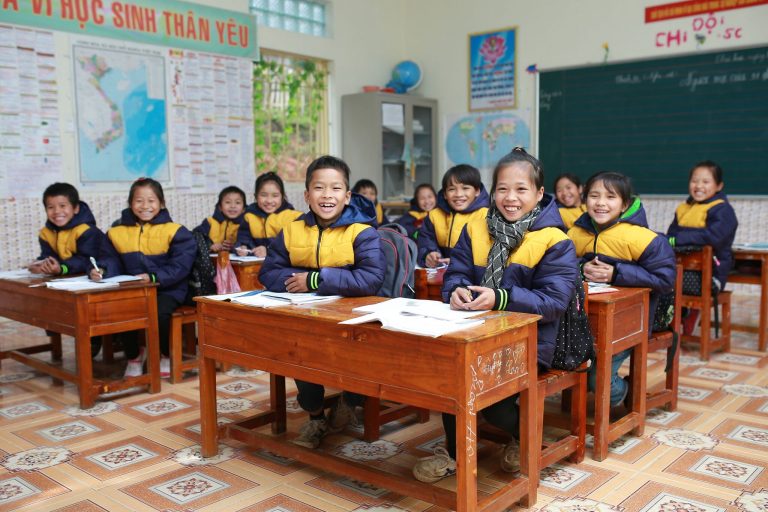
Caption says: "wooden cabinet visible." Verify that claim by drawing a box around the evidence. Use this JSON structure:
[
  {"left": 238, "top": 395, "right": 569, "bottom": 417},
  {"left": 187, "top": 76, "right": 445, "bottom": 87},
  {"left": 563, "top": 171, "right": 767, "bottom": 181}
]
[{"left": 342, "top": 92, "right": 437, "bottom": 201}]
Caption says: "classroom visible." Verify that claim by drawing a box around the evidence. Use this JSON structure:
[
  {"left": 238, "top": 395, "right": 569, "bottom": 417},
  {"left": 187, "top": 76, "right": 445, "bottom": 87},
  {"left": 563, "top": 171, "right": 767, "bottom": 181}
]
[{"left": 0, "top": 0, "right": 767, "bottom": 510}]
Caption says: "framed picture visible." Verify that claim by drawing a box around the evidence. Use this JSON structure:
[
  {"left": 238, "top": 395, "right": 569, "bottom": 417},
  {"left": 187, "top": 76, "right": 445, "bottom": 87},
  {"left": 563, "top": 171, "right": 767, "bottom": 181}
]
[{"left": 468, "top": 27, "right": 517, "bottom": 111}]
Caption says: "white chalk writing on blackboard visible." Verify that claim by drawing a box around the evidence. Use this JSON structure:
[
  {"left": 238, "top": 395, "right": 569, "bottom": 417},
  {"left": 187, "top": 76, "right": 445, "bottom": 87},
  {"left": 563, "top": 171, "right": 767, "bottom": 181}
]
[{"left": 539, "top": 90, "right": 562, "bottom": 112}]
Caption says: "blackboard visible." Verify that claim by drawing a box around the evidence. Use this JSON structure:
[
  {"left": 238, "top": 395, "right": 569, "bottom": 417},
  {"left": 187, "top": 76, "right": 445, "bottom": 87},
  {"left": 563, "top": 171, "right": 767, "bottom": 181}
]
[{"left": 539, "top": 46, "right": 768, "bottom": 195}]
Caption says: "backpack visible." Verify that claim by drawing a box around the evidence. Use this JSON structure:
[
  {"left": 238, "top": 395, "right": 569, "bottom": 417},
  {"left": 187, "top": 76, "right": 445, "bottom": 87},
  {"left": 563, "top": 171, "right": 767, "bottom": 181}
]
[
  {"left": 551, "top": 276, "right": 595, "bottom": 371},
  {"left": 377, "top": 223, "right": 417, "bottom": 298},
  {"left": 188, "top": 232, "right": 217, "bottom": 298}
]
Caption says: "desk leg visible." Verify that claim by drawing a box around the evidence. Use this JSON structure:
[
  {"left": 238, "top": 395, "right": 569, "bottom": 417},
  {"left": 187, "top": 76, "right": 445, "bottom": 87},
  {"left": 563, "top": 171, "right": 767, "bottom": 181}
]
[
  {"left": 200, "top": 355, "right": 218, "bottom": 457},
  {"left": 270, "top": 374, "right": 286, "bottom": 434},
  {"left": 593, "top": 335, "right": 612, "bottom": 462},
  {"left": 519, "top": 383, "right": 538, "bottom": 508},
  {"left": 75, "top": 302, "right": 95, "bottom": 409},
  {"left": 455, "top": 405, "right": 478, "bottom": 512},
  {"left": 49, "top": 332, "right": 62, "bottom": 362},
  {"left": 145, "top": 291, "right": 161, "bottom": 394},
  {"left": 629, "top": 341, "right": 647, "bottom": 437}
]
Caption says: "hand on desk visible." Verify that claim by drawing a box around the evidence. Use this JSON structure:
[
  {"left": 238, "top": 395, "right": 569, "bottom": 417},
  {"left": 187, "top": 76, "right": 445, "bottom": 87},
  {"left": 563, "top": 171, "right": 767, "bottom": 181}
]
[
  {"left": 29, "top": 256, "right": 60, "bottom": 275},
  {"left": 211, "top": 240, "right": 233, "bottom": 252},
  {"left": 285, "top": 272, "right": 309, "bottom": 293},
  {"left": 582, "top": 257, "right": 615, "bottom": 284},
  {"left": 426, "top": 251, "right": 449, "bottom": 268},
  {"left": 450, "top": 285, "right": 495, "bottom": 310}
]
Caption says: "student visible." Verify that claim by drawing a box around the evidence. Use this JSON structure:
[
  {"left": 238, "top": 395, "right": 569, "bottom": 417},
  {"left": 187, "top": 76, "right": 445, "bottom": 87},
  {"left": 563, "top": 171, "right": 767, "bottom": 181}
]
[
  {"left": 553, "top": 173, "right": 586, "bottom": 230},
  {"left": 236, "top": 172, "right": 302, "bottom": 257},
  {"left": 90, "top": 178, "right": 195, "bottom": 379},
  {"left": 352, "top": 178, "right": 385, "bottom": 225},
  {"left": 568, "top": 172, "right": 675, "bottom": 406},
  {"left": 30, "top": 182, "right": 104, "bottom": 276},
  {"left": 417, "top": 164, "right": 489, "bottom": 268},
  {"left": 413, "top": 148, "right": 578, "bottom": 483},
  {"left": 194, "top": 186, "right": 247, "bottom": 252},
  {"left": 666, "top": 160, "right": 738, "bottom": 333},
  {"left": 396, "top": 183, "right": 437, "bottom": 240},
  {"left": 259, "top": 155, "right": 385, "bottom": 449}
]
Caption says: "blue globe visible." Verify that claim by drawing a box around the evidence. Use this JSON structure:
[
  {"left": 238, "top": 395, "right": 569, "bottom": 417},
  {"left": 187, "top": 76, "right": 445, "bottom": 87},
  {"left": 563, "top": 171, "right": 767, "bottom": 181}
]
[{"left": 388, "top": 60, "right": 422, "bottom": 93}]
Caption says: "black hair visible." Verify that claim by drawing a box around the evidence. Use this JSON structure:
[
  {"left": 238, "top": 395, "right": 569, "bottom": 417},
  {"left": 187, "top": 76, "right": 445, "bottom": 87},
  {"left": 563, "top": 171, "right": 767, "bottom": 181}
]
[
  {"left": 553, "top": 173, "right": 581, "bottom": 192},
  {"left": 442, "top": 164, "right": 482, "bottom": 192},
  {"left": 305, "top": 155, "right": 351, "bottom": 190},
  {"left": 414, "top": 183, "right": 436, "bottom": 199},
  {"left": 491, "top": 147, "right": 544, "bottom": 194},
  {"left": 352, "top": 179, "right": 377, "bottom": 195},
  {"left": 42, "top": 182, "right": 79, "bottom": 207},
  {"left": 255, "top": 172, "right": 287, "bottom": 202},
  {"left": 129, "top": 177, "right": 165, "bottom": 207},
  {"left": 218, "top": 185, "right": 247, "bottom": 207},
  {"left": 689, "top": 160, "right": 724, "bottom": 185},
  {"left": 584, "top": 171, "right": 633, "bottom": 207}
]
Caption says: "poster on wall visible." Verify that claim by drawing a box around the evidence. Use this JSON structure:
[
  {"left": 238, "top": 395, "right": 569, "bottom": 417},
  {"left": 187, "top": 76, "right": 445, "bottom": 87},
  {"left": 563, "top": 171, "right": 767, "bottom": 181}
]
[
  {"left": 73, "top": 38, "right": 170, "bottom": 184},
  {"left": 443, "top": 110, "right": 531, "bottom": 186},
  {"left": 469, "top": 27, "right": 517, "bottom": 112}
]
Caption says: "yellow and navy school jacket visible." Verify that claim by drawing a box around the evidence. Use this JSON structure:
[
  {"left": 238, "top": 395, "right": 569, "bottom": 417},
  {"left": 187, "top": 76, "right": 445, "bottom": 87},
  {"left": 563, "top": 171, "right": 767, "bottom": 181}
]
[
  {"left": 569, "top": 198, "right": 676, "bottom": 332},
  {"left": 556, "top": 202, "right": 587, "bottom": 231},
  {"left": 193, "top": 207, "right": 245, "bottom": 249},
  {"left": 417, "top": 185, "right": 489, "bottom": 265},
  {"left": 443, "top": 194, "right": 578, "bottom": 368},
  {"left": 99, "top": 208, "right": 196, "bottom": 303},
  {"left": 37, "top": 201, "right": 105, "bottom": 275},
  {"left": 259, "top": 193, "right": 385, "bottom": 296},
  {"left": 236, "top": 201, "right": 302, "bottom": 249},
  {"left": 666, "top": 191, "right": 737, "bottom": 286},
  {"left": 395, "top": 196, "right": 430, "bottom": 240}
]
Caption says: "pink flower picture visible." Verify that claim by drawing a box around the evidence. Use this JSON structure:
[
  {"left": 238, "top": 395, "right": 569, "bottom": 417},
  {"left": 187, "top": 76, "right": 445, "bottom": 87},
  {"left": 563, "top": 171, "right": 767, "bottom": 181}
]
[{"left": 479, "top": 35, "right": 507, "bottom": 67}]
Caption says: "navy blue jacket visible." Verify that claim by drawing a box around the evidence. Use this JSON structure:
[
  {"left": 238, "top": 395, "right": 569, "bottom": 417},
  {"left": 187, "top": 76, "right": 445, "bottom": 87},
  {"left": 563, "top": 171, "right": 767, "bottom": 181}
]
[
  {"left": 666, "top": 191, "right": 738, "bottom": 286},
  {"left": 37, "top": 201, "right": 104, "bottom": 275},
  {"left": 259, "top": 193, "right": 385, "bottom": 296},
  {"left": 443, "top": 194, "right": 578, "bottom": 368},
  {"left": 395, "top": 196, "right": 430, "bottom": 240}
]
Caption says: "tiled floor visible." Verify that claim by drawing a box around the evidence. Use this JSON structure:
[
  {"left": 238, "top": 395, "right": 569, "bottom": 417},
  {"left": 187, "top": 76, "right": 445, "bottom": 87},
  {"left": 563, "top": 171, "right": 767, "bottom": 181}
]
[{"left": 0, "top": 294, "right": 766, "bottom": 511}]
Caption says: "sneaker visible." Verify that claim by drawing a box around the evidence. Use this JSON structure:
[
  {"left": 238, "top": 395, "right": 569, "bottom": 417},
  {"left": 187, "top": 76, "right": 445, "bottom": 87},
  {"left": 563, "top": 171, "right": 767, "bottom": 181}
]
[
  {"left": 412, "top": 447, "right": 456, "bottom": 483},
  {"left": 328, "top": 398, "right": 359, "bottom": 433},
  {"left": 90, "top": 338, "right": 102, "bottom": 358},
  {"left": 292, "top": 417, "right": 328, "bottom": 449},
  {"left": 123, "top": 347, "right": 146, "bottom": 378},
  {"left": 682, "top": 309, "right": 700, "bottom": 335},
  {"left": 500, "top": 439, "right": 520, "bottom": 473},
  {"left": 160, "top": 357, "right": 171, "bottom": 379}
]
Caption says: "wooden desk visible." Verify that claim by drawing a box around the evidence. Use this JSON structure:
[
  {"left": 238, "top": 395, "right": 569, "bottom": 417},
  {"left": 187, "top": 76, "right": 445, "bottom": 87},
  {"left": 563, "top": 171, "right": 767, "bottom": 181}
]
[
  {"left": 730, "top": 247, "right": 768, "bottom": 351},
  {"left": 587, "top": 288, "right": 649, "bottom": 461},
  {"left": 197, "top": 297, "right": 540, "bottom": 511},
  {"left": 231, "top": 259, "right": 264, "bottom": 290},
  {"left": 414, "top": 267, "right": 445, "bottom": 301},
  {"left": 0, "top": 278, "right": 160, "bottom": 409}
]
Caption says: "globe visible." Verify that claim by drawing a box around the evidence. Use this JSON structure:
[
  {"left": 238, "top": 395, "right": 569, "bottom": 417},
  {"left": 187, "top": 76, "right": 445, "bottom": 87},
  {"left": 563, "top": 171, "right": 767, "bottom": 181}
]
[{"left": 387, "top": 60, "right": 422, "bottom": 93}]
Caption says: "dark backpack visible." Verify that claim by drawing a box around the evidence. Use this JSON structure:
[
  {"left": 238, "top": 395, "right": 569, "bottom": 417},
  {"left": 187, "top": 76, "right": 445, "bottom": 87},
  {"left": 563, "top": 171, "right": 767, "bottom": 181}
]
[
  {"left": 188, "top": 232, "right": 217, "bottom": 298},
  {"left": 377, "top": 223, "right": 417, "bottom": 298},
  {"left": 551, "top": 277, "right": 595, "bottom": 371}
]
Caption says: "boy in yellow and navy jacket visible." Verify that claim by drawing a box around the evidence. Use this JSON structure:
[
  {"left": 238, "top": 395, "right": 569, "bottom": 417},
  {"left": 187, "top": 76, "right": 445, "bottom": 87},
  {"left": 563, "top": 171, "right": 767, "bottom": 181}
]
[
  {"left": 30, "top": 182, "right": 104, "bottom": 276},
  {"left": 417, "top": 164, "right": 489, "bottom": 267},
  {"left": 259, "top": 155, "right": 385, "bottom": 450},
  {"left": 352, "top": 178, "right": 385, "bottom": 225}
]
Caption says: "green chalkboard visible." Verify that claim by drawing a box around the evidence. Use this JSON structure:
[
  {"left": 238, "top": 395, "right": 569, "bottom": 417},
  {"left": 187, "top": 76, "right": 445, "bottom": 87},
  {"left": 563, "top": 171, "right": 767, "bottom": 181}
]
[{"left": 539, "top": 46, "right": 768, "bottom": 195}]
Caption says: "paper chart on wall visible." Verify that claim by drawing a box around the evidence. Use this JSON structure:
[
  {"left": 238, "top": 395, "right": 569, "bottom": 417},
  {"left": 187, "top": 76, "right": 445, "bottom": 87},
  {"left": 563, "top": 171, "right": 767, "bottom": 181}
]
[{"left": 0, "top": 26, "right": 63, "bottom": 199}]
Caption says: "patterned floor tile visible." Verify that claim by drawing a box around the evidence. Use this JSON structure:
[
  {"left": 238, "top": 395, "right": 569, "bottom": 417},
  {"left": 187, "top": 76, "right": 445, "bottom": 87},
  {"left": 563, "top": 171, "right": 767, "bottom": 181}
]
[
  {"left": 69, "top": 436, "right": 174, "bottom": 480},
  {"left": 51, "top": 500, "right": 110, "bottom": 512},
  {"left": 13, "top": 415, "right": 122, "bottom": 446},
  {"left": 0, "top": 396, "right": 62, "bottom": 422},
  {"left": 738, "top": 397, "right": 768, "bottom": 418},
  {"left": 663, "top": 449, "right": 768, "bottom": 490},
  {"left": 536, "top": 462, "right": 618, "bottom": 497},
  {"left": 236, "top": 492, "right": 327, "bottom": 511},
  {"left": 677, "top": 384, "right": 728, "bottom": 406},
  {"left": 162, "top": 416, "right": 235, "bottom": 443},
  {"left": 306, "top": 473, "right": 403, "bottom": 507},
  {"left": 709, "top": 418, "right": 768, "bottom": 450},
  {"left": 236, "top": 448, "right": 308, "bottom": 476},
  {"left": 120, "top": 466, "right": 258, "bottom": 510},
  {"left": 619, "top": 480, "right": 735, "bottom": 511},
  {"left": 0, "top": 471, "right": 69, "bottom": 511},
  {"left": 119, "top": 393, "right": 198, "bottom": 422},
  {"left": 682, "top": 366, "right": 747, "bottom": 383},
  {"left": 645, "top": 407, "right": 700, "bottom": 428}
]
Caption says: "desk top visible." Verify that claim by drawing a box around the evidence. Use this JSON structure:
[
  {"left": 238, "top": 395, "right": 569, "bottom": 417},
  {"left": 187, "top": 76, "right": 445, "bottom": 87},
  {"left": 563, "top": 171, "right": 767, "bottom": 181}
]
[
  {"left": 586, "top": 287, "right": 650, "bottom": 305},
  {"left": 196, "top": 296, "right": 539, "bottom": 343},
  {"left": 0, "top": 276, "right": 157, "bottom": 295}
]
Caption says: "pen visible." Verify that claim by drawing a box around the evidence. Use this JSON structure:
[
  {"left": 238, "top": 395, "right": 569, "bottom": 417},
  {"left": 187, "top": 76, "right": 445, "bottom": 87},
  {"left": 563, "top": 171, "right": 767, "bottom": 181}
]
[{"left": 89, "top": 257, "right": 102, "bottom": 277}]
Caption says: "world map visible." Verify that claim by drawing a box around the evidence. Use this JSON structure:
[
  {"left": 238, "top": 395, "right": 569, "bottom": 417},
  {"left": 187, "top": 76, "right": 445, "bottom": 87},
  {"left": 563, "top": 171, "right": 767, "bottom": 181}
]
[
  {"left": 74, "top": 44, "right": 168, "bottom": 183},
  {"left": 444, "top": 112, "right": 531, "bottom": 172}
]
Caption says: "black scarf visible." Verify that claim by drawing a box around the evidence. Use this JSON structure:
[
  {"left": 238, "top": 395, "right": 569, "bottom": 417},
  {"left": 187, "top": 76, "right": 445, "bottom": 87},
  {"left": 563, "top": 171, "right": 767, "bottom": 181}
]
[{"left": 481, "top": 203, "right": 541, "bottom": 289}]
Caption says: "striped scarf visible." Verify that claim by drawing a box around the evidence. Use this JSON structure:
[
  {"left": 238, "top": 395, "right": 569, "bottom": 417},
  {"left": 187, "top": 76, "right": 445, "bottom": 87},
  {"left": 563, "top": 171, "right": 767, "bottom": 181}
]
[{"left": 480, "top": 203, "right": 541, "bottom": 289}]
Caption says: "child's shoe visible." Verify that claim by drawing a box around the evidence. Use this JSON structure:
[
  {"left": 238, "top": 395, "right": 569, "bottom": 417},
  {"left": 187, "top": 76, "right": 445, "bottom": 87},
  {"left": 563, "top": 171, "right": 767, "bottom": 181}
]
[
  {"left": 123, "top": 347, "right": 146, "bottom": 378},
  {"left": 160, "top": 356, "right": 171, "bottom": 379},
  {"left": 292, "top": 417, "right": 328, "bottom": 449},
  {"left": 412, "top": 447, "right": 456, "bottom": 483},
  {"left": 500, "top": 438, "right": 520, "bottom": 473},
  {"left": 328, "top": 398, "right": 359, "bottom": 432}
]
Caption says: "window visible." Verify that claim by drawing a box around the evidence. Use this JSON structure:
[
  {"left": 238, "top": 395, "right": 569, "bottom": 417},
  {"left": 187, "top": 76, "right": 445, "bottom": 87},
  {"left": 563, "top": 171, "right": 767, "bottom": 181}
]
[
  {"left": 253, "top": 50, "right": 329, "bottom": 183},
  {"left": 250, "top": 0, "right": 327, "bottom": 37}
]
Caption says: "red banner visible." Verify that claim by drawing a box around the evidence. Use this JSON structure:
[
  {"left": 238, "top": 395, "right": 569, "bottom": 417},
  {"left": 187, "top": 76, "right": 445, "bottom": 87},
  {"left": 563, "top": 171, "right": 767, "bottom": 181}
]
[{"left": 645, "top": 0, "right": 768, "bottom": 22}]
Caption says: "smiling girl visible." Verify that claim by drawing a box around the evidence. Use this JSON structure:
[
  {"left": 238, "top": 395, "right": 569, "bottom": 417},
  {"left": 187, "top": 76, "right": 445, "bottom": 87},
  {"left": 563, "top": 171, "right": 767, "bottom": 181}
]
[{"left": 553, "top": 173, "right": 586, "bottom": 230}]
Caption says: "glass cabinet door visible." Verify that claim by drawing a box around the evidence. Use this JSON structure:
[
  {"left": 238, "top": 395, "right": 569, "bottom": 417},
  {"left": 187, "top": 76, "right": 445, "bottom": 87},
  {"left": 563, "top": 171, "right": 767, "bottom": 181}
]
[
  {"left": 412, "top": 105, "right": 433, "bottom": 192},
  {"left": 381, "top": 102, "right": 405, "bottom": 200}
]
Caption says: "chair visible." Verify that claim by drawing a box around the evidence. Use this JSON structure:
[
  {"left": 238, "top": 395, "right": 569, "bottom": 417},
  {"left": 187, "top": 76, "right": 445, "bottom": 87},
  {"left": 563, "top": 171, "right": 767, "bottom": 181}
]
[
  {"left": 676, "top": 246, "right": 731, "bottom": 361},
  {"left": 646, "top": 264, "right": 683, "bottom": 412},
  {"left": 168, "top": 305, "right": 199, "bottom": 383}
]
